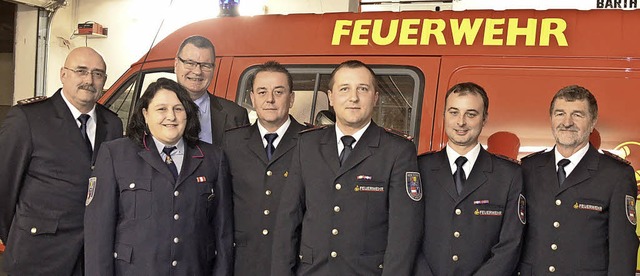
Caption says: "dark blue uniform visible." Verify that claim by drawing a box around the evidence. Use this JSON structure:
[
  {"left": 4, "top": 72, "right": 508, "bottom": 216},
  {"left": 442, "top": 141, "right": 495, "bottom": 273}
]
[
  {"left": 84, "top": 137, "right": 233, "bottom": 275},
  {"left": 224, "top": 116, "right": 306, "bottom": 276},
  {"left": 0, "top": 91, "right": 122, "bottom": 275}
]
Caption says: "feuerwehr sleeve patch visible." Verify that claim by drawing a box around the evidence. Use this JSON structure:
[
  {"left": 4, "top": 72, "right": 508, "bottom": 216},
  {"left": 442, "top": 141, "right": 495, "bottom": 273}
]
[
  {"left": 518, "top": 194, "right": 526, "bottom": 225},
  {"left": 86, "top": 177, "right": 97, "bottom": 206},
  {"left": 405, "top": 172, "right": 422, "bottom": 201},
  {"left": 626, "top": 195, "right": 637, "bottom": 226}
]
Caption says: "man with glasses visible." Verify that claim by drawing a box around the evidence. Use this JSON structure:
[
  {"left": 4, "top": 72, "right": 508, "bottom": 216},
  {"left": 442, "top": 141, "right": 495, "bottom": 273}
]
[
  {"left": 175, "top": 35, "right": 249, "bottom": 146},
  {"left": 0, "top": 47, "right": 122, "bottom": 275}
]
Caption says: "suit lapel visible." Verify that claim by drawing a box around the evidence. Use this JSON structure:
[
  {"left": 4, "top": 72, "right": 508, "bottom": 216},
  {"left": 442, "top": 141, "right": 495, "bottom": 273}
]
[
  {"left": 176, "top": 144, "right": 204, "bottom": 188},
  {"left": 138, "top": 135, "right": 175, "bottom": 182},
  {"left": 270, "top": 118, "right": 305, "bottom": 164},
  {"left": 433, "top": 150, "right": 459, "bottom": 200},
  {"left": 51, "top": 91, "right": 92, "bottom": 161},
  {"left": 535, "top": 151, "right": 559, "bottom": 193},
  {"left": 93, "top": 107, "right": 109, "bottom": 164},
  {"left": 336, "top": 124, "right": 378, "bottom": 179},
  {"left": 210, "top": 95, "right": 228, "bottom": 146},
  {"left": 320, "top": 126, "right": 340, "bottom": 175},
  {"left": 558, "top": 145, "right": 599, "bottom": 194},
  {"left": 458, "top": 148, "right": 491, "bottom": 201},
  {"left": 247, "top": 124, "right": 269, "bottom": 164}
]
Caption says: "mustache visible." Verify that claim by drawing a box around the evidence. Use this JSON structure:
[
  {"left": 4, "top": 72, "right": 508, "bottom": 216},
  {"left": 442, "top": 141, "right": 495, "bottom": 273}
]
[
  {"left": 79, "top": 84, "right": 97, "bottom": 93},
  {"left": 557, "top": 126, "right": 578, "bottom": 131}
]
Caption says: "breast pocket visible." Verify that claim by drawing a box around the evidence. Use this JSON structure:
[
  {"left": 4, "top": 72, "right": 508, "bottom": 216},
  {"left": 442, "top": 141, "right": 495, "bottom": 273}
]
[
  {"left": 197, "top": 182, "right": 215, "bottom": 219},
  {"left": 118, "top": 179, "right": 152, "bottom": 220}
]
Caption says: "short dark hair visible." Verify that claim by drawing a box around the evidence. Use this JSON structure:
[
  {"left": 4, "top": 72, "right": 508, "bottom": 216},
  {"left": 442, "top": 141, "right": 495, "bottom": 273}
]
[
  {"left": 550, "top": 85, "right": 598, "bottom": 120},
  {"left": 248, "top": 61, "right": 293, "bottom": 92},
  {"left": 328, "top": 60, "right": 378, "bottom": 90},
  {"left": 127, "top": 78, "right": 201, "bottom": 147},
  {"left": 177, "top": 35, "right": 215, "bottom": 58},
  {"left": 444, "top": 82, "right": 489, "bottom": 119}
]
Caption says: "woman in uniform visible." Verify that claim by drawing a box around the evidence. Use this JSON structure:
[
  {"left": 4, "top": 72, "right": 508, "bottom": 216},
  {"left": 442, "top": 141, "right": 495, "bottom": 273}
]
[{"left": 84, "top": 78, "right": 233, "bottom": 275}]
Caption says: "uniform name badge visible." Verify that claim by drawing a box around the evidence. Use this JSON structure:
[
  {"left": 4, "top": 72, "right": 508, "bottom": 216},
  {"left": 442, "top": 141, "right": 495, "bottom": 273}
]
[
  {"left": 405, "top": 172, "right": 422, "bottom": 201},
  {"left": 86, "top": 177, "right": 97, "bottom": 206},
  {"left": 626, "top": 195, "right": 637, "bottom": 226}
]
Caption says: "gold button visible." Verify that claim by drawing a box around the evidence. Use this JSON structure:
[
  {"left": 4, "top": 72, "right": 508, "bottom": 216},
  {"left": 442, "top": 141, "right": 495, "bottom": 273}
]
[
  {"left": 332, "top": 229, "right": 339, "bottom": 235},
  {"left": 555, "top": 199, "right": 561, "bottom": 206},
  {"left": 113, "top": 252, "right": 118, "bottom": 258},
  {"left": 453, "top": 231, "right": 460, "bottom": 238},
  {"left": 262, "top": 229, "right": 269, "bottom": 235},
  {"left": 174, "top": 191, "right": 179, "bottom": 196},
  {"left": 549, "top": 266, "right": 555, "bottom": 272},
  {"left": 334, "top": 206, "right": 341, "bottom": 212},
  {"left": 551, "top": 244, "right": 557, "bottom": 250},
  {"left": 129, "top": 183, "right": 136, "bottom": 189},
  {"left": 30, "top": 227, "right": 37, "bottom": 234},
  {"left": 455, "top": 209, "right": 462, "bottom": 215},
  {"left": 174, "top": 237, "right": 179, "bottom": 243},
  {"left": 264, "top": 210, "right": 270, "bottom": 215},
  {"left": 553, "top": 221, "right": 560, "bottom": 228},
  {"left": 452, "top": 255, "right": 459, "bottom": 261},
  {"left": 335, "top": 183, "right": 342, "bottom": 190},
  {"left": 174, "top": 214, "right": 180, "bottom": 220},
  {"left": 330, "top": 251, "right": 338, "bottom": 258},
  {"left": 265, "top": 190, "right": 272, "bottom": 196},
  {"left": 266, "top": 170, "right": 273, "bottom": 176},
  {"left": 172, "top": 260, "right": 178, "bottom": 267}
]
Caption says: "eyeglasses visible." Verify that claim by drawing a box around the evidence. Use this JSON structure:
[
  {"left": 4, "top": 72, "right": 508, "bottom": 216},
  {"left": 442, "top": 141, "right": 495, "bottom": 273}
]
[
  {"left": 177, "top": 56, "right": 214, "bottom": 71},
  {"left": 64, "top": 67, "right": 107, "bottom": 79}
]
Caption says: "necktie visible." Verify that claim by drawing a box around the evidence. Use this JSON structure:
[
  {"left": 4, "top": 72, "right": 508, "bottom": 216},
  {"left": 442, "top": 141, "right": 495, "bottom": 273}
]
[
  {"left": 454, "top": 156, "right": 468, "bottom": 195},
  {"left": 264, "top": 133, "right": 278, "bottom": 161},
  {"left": 339, "top": 135, "right": 356, "bottom": 166},
  {"left": 77, "top": 114, "right": 92, "bottom": 158},
  {"left": 557, "top": 159, "right": 571, "bottom": 186},
  {"left": 163, "top": 146, "right": 179, "bottom": 181}
]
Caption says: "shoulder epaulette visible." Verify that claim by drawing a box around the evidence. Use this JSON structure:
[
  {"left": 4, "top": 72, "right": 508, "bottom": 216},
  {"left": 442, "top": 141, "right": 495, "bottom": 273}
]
[
  {"left": 17, "top": 96, "right": 47, "bottom": 105},
  {"left": 521, "top": 149, "right": 546, "bottom": 160},
  {"left": 418, "top": 150, "right": 437, "bottom": 157},
  {"left": 299, "top": 124, "right": 329, "bottom": 134},
  {"left": 384, "top": 128, "right": 413, "bottom": 141},
  {"left": 225, "top": 123, "right": 251, "bottom": 132},
  {"left": 601, "top": 150, "right": 631, "bottom": 166},
  {"left": 491, "top": 153, "right": 521, "bottom": 165}
]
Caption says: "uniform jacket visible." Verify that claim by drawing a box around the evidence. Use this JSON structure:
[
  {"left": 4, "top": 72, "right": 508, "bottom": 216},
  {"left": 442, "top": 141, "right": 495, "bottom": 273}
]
[
  {"left": 0, "top": 90, "right": 123, "bottom": 275},
  {"left": 518, "top": 145, "right": 638, "bottom": 275},
  {"left": 209, "top": 94, "right": 249, "bottom": 147},
  {"left": 224, "top": 116, "right": 306, "bottom": 276},
  {"left": 414, "top": 147, "right": 524, "bottom": 276},
  {"left": 271, "top": 122, "right": 424, "bottom": 276},
  {"left": 84, "top": 137, "right": 234, "bottom": 276}
]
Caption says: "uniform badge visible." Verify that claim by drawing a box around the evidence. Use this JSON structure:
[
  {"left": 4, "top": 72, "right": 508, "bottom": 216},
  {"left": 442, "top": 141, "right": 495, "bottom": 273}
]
[
  {"left": 474, "top": 209, "right": 503, "bottom": 216},
  {"left": 518, "top": 194, "right": 526, "bottom": 224},
  {"left": 573, "top": 202, "right": 603, "bottom": 212},
  {"left": 86, "top": 177, "right": 97, "bottom": 206},
  {"left": 405, "top": 172, "right": 422, "bottom": 201},
  {"left": 473, "top": 200, "right": 490, "bottom": 205},
  {"left": 196, "top": 176, "right": 207, "bottom": 183},
  {"left": 626, "top": 195, "right": 637, "bottom": 225},
  {"left": 354, "top": 185, "right": 384, "bottom": 192}
]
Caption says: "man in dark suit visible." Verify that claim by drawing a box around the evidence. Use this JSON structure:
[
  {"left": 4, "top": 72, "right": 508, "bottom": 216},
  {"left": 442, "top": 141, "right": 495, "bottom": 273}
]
[
  {"left": 271, "top": 60, "right": 424, "bottom": 276},
  {"left": 0, "top": 47, "right": 123, "bottom": 275},
  {"left": 415, "top": 82, "right": 524, "bottom": 275},
  {"left": 174, "top": 35, "right": 249, "bottom": 146},
  {"left": 224, "top": 61, "right": 306, "bottom": 276},
  {"left": 518, "top": 85, "right": 638, "bottom": 275}
]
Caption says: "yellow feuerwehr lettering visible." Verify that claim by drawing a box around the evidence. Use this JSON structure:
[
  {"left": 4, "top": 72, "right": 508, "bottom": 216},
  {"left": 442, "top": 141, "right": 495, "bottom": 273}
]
[
  {"left": 399, "top": 19, "right": 421, "bottom": 45},
  {"left": 450, "top": 18, "right": 483, "bottom": 46},
  {"left": 540, "top": 18, "right": 568, "bottom": 46},
  {"left": 332, "top": 20, "right": 352, "bottom": 45},
  {"left": 420, "top": 19, "right": 446, "bottom": 45},
  {"left": 483, "top": 18, "right": 505, "bottom": 46},
  {"left": 506, "top": 18, "right": 537, "bottom": 46},
  {"left": 352, "top": 20, "right": 372, "bottom": 45},
  {"left": 372, "top": 19, "right": 399, "bottom": 46}
]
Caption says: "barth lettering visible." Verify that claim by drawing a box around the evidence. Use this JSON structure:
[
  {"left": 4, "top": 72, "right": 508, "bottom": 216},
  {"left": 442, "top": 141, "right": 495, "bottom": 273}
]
[{"left": 597, "top": 0, "right": 638, "bottom": 8}]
